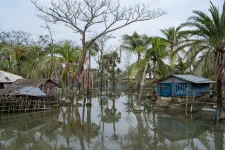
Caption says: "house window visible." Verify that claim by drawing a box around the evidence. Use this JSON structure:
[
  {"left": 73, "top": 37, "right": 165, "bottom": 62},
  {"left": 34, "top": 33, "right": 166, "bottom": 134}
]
[{"left": 175, "top": 83, "right": 187, "bottom": 95}]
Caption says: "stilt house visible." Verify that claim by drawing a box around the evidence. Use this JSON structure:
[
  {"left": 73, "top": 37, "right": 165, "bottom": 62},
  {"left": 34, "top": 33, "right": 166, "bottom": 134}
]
[{"left": 157, "top": 75, "right": 214, "bottom": 97}]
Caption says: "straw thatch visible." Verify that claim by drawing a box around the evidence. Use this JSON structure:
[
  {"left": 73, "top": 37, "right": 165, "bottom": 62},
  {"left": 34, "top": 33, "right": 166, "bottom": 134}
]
[{"left": 0, "top": 79, "right": 61, "bottom": 97}]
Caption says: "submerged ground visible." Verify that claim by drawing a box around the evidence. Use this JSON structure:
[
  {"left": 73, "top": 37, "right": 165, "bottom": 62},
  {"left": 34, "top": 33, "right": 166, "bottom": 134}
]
[{"left": 0, "top": 92, "right": 224, "bottom": 150}]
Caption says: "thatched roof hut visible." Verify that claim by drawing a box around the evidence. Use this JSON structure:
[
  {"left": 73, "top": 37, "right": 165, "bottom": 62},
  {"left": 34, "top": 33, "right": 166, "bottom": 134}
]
[{"left": 0, "top": 79, "right": 61, "bottom": 98}]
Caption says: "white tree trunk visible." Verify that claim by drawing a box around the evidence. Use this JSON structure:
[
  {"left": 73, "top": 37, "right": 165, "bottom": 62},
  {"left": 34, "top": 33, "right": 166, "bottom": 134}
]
[{"left": 138, "top": 58, "right": 149, "bottom": 101}]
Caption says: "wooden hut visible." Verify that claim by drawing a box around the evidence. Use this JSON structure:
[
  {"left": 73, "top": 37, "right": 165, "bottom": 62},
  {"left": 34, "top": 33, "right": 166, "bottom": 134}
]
[
  {"left": 0, "top": 79, "right": 61, "bottom": 113},
  {"left": 0, "top": 70, "right": 23, "bottom": 89},
  {"left": 0, "top": 84, "right": 51, "bottom": 112},
  {"left": 157, "top": 75, "right": 214, "bottom": 97}
]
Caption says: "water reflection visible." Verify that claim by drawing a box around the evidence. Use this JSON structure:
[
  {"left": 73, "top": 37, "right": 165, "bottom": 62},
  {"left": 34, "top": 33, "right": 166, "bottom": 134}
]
[{"left": 0, "top": 92, "right": 224, "bottom": 150}]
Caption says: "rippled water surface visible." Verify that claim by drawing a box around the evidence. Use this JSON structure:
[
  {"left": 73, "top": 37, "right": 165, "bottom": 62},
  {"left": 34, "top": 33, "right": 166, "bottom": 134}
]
[{"left": 0, "top": 92, "right": 224, "bottom": 150}]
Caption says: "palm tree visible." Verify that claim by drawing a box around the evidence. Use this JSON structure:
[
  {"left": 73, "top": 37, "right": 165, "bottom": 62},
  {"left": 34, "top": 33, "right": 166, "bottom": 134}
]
[
  {"left": 129, "top": 36, "right": 168, "bottom": 102},
  {"left": 182, "top": 1, "right": 225, "bottom": 113},
  {"left": 25, "top": 45, "right": 48, "bottom": 79},
  {"left": 160, "top": 26, "right": 188, "bottom": 73},
  {"left": 148, "top": 37, "right": 168, "bottom": 100},
  {"left": 102, "top": 51, "right": 120, "bottom": 91},
  {"left": 121, "top": 32, "right": 147, "bottom": 61},
  {"left": 56, "top": 41, "right": 81, "bottom": 91},
  {"left": 173, "top": 56, "right": 189, "bottom": 74}
]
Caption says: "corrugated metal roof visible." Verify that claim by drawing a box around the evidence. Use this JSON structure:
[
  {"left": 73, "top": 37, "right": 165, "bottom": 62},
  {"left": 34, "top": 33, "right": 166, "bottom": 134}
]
[
  {"left": 16, "top": 86, "right": 46, "bottom": 97},
  {"left": 172, "top": 75, "right": 214, "bottom": 84},
  {"left": 0, "top": 70, "right": 23, "bottom": 83}
]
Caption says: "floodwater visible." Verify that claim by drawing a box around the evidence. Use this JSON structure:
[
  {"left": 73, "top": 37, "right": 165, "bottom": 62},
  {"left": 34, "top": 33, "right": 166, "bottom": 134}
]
[{"left": 0, "top": 92, "right": 225, "bottom": 150}]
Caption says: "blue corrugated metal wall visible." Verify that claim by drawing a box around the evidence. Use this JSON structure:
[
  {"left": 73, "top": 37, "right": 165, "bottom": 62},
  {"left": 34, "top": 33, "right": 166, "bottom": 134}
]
[
  {"left": 191, "top": 83, "right": 210, "bottom": 96},
  {"left": 157, "top": 82, "right": 210, "bottom": 97}
]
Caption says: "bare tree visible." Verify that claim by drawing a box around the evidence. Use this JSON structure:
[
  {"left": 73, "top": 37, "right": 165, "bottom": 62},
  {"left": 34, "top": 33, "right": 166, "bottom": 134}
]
[
  {"left": 0, "top": 30, "right": 31, "bottom": 46},
  {"left": 32, "top": 0, "right": 166, "bottom": 102}
]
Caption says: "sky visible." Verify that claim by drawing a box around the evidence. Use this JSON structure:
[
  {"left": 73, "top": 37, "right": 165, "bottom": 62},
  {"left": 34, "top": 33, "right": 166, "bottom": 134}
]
[{"left": 0, "top": 0, "right": 223, "bottom": 69}]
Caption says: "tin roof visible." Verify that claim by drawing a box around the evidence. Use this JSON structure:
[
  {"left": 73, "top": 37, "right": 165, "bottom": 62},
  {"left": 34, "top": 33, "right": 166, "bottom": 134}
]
[
  {"left": 0, "top": 70, "right": 23, "bottom": 83},
  {"left": 172, "top": 75, "right": 214, "bottom": 84},
  {"left": 0, "top": 85, "right": 46, "bottom": 97},
  {"left": 17, "top": 86, "right": 46, "bottom": 97}
]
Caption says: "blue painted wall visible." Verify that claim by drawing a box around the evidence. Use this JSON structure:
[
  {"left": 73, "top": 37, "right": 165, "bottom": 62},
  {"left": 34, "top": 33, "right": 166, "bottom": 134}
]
[{"left": 157, "top": 77, "right": 211, "bottom": 97}]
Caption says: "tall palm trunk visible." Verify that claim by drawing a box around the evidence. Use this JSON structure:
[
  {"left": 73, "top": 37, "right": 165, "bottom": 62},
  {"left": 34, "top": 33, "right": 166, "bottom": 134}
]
[
  {"left": 100, "top": 47, "right": 104, "bottom": 92},
  {"left": 214, "top": 51, "right": 224, "bottom": 113},
  {"left": 112, "top": 64, "right": 116, "bottom": 92},
  {"left": 136, "top": 52, "right": 142, "bottom": 89},
  {"left": 87, "top": 51, "right": 91, "bottom": 95},
  {"left": 66, "top": 64, "right": 70, "bottom": 94},
  {"left": 138, "top": 57, "right": 149, "bottom": 101},
  {"left": 138, "top": 52, "right": 141, "bottom": 61},
  {"left": 152, "top": 60, "right": 157, "bottom": 101}
]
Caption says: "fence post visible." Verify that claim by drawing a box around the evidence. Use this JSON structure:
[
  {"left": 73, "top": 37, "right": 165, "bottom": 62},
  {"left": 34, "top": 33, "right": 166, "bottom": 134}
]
[{"left": 186, "top": 89, "right": 188, "bottom": 118}]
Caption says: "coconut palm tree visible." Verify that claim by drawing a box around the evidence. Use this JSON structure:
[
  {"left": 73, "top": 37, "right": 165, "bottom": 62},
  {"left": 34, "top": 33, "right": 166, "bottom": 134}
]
[
  {"left": 182, "top": 1, "right": 225, "bottom": 113},
  {"left": 121, "top": 32, "right": 147, "bottom": 61},
  {"left": 24, "top": 45, "right": 48, "bottom": 79},
  {"left": 127, "top": 36, "right": 168, "bottom": 101},
  {"left": 56, "top": 41, "right": 81, "bottom": 90},
  {"left": 160, "top": 26, "right": 188, "bottom": 72},
  {"left": 148, "top": 37, "right": 168, "bottom": 100},
  {"left": 102, "top": 51, "right": 120, "bottom": 91}
]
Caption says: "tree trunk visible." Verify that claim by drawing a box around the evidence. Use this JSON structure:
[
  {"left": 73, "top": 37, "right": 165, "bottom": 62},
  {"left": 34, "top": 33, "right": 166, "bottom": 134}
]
[
  {"left": 73, "top": 34, "right": 86, "bottom": 105},
  {"left": 214, "top": 51, "right": 224, "bottom": 116},
  {"left": 87, "top": 51, "right": 91, "bottom": 95},
  {"left": 100, "top": 47, "right": 104, "bottom": 92},
  {"left": 217, "top": 77, "right": 223, "bottom": 110},
  {"left": 112, "top": 64, "right": 116, "bottom": 92},
  {"left": 138, "top": 57, "right": 149, "bottom": 101},
  {"left": 152, "top": 60, "right": 157, "bottom": 101},
  {"left": 66, "top": 64, "right": 70, "bottom": 95},
  {"left": 138, "top": 52, "right": 141, "bottom": 61}
]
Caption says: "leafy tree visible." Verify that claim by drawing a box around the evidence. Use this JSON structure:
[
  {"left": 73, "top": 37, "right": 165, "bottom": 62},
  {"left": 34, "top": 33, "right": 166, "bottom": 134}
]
[
  {"left": 182, "top": 1, "right": 225, "bottom": 113},
  {"left": 102, "top": 51, "right": 120, "bottom": 91},
  {"left": 56, "top": 41, "right": 81, "bottom": 90},
  {"left": 32, "top": 0, "right": 166, "bottom": 100},
  {"left": 121, "top": 32, "right": 147, "bottom": 61},
  {"left": 160, "top": 26, "right": 188, "bottom": 72}
]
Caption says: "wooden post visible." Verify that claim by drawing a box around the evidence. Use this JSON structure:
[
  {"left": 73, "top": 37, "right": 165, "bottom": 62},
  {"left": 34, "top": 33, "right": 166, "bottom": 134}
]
[
  {"left": 186, "top": 89, "right": 188, "bottom": 118},
  {"left": 190, "top": 90, "right": 195, "bottom": 113},
  {"left": 25, "top": 91, "right": 28, "bottom": 112}
]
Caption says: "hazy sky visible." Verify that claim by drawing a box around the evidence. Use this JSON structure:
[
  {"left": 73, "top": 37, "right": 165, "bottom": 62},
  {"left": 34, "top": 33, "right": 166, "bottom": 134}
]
[{"left": 0, "top": 0, "right": 223, "bottom": 68}]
